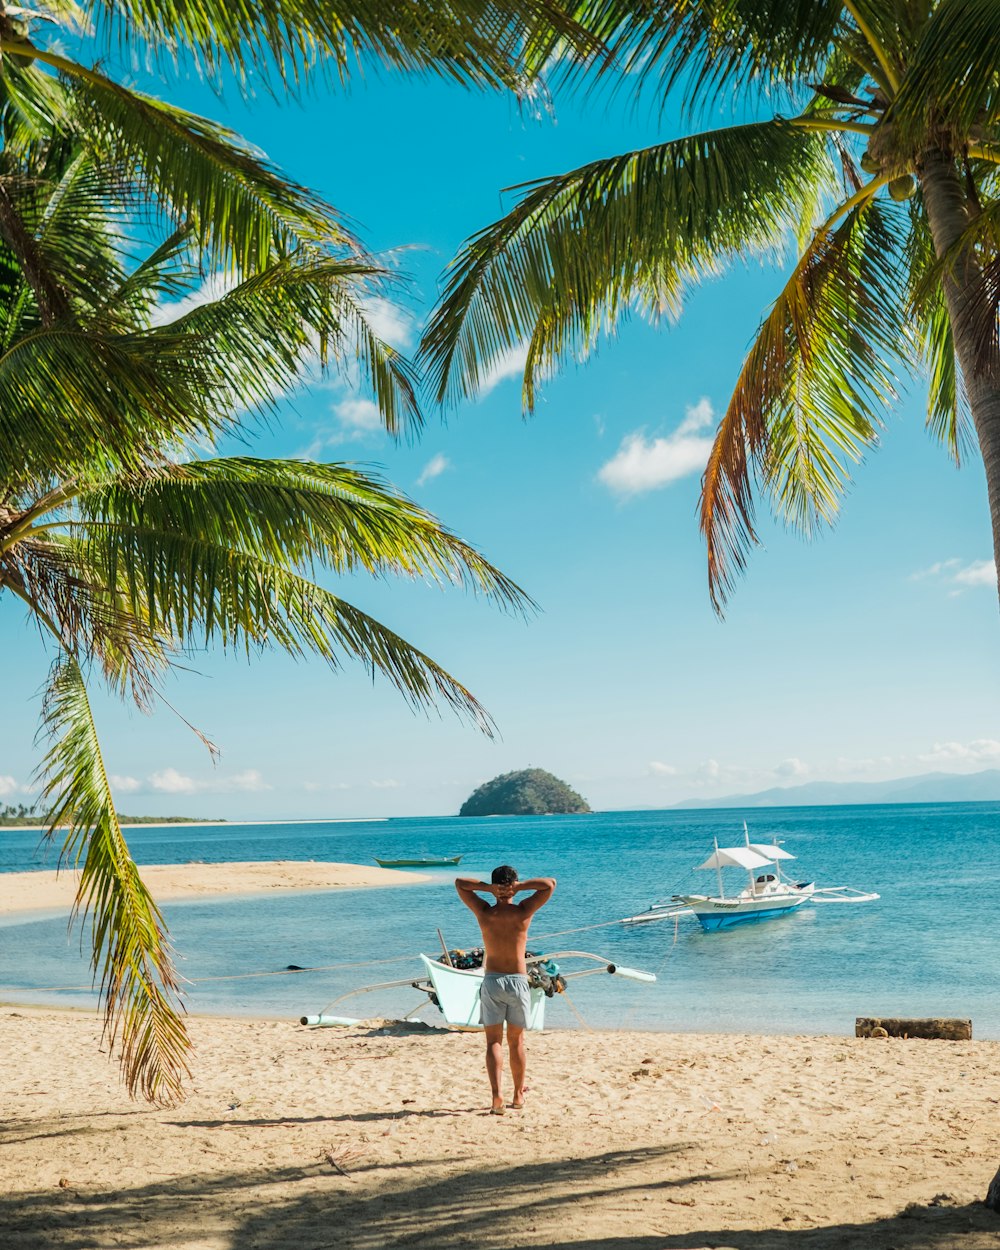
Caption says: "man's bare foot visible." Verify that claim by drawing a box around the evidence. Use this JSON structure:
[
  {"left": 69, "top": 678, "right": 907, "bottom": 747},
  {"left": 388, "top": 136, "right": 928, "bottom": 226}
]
[
  {"left": 490, "top": 1098, "right": 505, "bottom": 1115},
  {"left": 510, "top": 1091, "right": 525, "bottom": 1110}
]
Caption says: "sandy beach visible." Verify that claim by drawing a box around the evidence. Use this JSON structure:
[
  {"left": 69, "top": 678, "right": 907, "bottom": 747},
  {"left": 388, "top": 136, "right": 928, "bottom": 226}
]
[
  {"left": 3, "top": 860, "right": 999, "bottom": 1248},
  {"left": 2, "top": 1007, "right": 998, "bottom": 1249},
  {"left": 0, "top": 861, "right": 427, "bottom": 916}
]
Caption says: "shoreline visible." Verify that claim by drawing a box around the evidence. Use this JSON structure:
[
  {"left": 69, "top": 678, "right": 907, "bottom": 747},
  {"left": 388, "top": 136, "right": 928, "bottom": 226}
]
[
  {"left": 4, "top": 1004, "right": 999, "bottom": 1250},
  {"left": 0, "top": 860, "right": 430, "bottom": 916}
]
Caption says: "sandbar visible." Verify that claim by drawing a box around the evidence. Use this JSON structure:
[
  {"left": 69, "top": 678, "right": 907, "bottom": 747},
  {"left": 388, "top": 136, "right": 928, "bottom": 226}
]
[
  {"left": 2, "top": 1007, "right": 998, "bottom": 1249},
  {"left": 0, "top": 861, "right": 428, "bottom": 916}
]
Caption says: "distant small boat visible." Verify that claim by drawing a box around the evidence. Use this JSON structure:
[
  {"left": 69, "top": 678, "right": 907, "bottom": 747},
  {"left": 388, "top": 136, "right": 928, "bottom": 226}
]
[
  {"left": 621, "top": 823, "right": 878, "bottom": 931},
  {"left": 374, "top": 855, "right": 463, "bottom": 868}
]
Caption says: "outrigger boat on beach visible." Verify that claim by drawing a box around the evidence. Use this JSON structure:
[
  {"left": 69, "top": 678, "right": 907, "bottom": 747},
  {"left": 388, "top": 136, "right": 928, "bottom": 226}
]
[
  {"left": 621, "top": 824, "right": 879, "bottom": 932},
  {"left": 300, "top": 946, "right": 656, "bottom": 1031}
]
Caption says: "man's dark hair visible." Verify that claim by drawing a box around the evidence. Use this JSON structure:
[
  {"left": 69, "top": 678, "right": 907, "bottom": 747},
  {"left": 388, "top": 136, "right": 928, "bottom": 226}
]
[{"left": 491, "top": 865, "right": 518, "bottom": 885}]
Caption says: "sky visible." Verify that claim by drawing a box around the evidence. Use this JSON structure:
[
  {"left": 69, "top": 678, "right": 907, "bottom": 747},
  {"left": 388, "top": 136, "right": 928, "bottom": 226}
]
[{"left": 3, "top": 37, "right": 1000, "bottom": 819}]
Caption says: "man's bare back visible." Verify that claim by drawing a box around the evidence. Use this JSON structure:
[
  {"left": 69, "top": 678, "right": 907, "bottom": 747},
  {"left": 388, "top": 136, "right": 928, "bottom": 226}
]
[
  {"left": 455, "top": 866, "right": 556, "bottom": 1114},
  {"left": 454, "top": 874, "right": 556, "bottom": 971}
]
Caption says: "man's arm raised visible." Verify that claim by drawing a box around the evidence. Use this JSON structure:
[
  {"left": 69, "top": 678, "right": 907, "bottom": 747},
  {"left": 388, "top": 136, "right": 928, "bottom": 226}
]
[
  {"left": 516, "top": 877, "right": 556, "bottom": 915},
  {"left": 455, "top": 877, "right": 493, "bottom": 914}
]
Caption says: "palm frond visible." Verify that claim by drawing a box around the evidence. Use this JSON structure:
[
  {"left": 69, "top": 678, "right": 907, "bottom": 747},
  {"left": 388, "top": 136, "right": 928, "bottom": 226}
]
[
  {"left": 701, "top": 196, "right": 909, "bottom": 611},
  {"left": 4, "top": 532, "right": 170, "bottom": 707},
  {"left": 556, "top": 1, "right": 841, "bottom": 110},
  {"left": 420, "top": 120, "right": 836, "bottom": 410},
  {"left": 79, "top": 458, "right": 533, "bottom": 609},
  {"left": 81, "top": 0, "right": 605, "bottom": 91},
  {"left": 889, "top": 0, "right": 1000, "bottom": 151},
  {"left": 35, "top": 655, "right": 190, "bottom": 1104},
  {"left": 0, "top": 251, "right": 421, "bottom": 485},
  {"left": 25, "top": 47, "right": 353, "bottom": 271},
  {"left": 154, "top": 254, "right": 422, "bottom": 437}
]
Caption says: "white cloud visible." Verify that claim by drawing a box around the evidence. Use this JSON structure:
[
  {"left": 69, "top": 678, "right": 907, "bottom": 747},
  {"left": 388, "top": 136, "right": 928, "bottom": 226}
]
[
  {"left": 598, "top": 398, "right": 716, "bottom": 496},
  {"left": 226, "top": 770, "right": 271, "bottom": 792},
  {"left": 333, "top": 397, "right": 383, "bottom": 433},
  {"left": 362, "top": 297, "right": 415, "bottom": 351},
  {"left": 150, "top": 272, "right": 236, "bottom": 327},
  {"left": 370, "top": 779, "right": 399, "bottom": 789},
  {"left": 416, "top": 453, "right": 450, "bottom": 487},
  {"left": 478, "top": 344, "right": 529, "bottom": 398},
  {"left": 648, "top": 761, "right": 677, "bottom": 776},
  {"left": 148, "top": 767, "right": 271, "bottom": 795},
  {"left": 150, "top": 768, "right": 197, "bottom": 794},
  {"left": 0, "top": 775, "right": 19, "bottom": 798},
  {"left": 110, "top": 775, "right": 142, "bottom": 793},
  {"left": 953, "top": 560, "right": 997, "bottom": 587},
  {"left": 774, "top": 758, "right": 808, "bottom": 779},
  {"left": 917, "top": 739, "right": 1000, "bottom": 767},
  {"left": 911, "top": 557, "right": 996, "bottom": 591}
]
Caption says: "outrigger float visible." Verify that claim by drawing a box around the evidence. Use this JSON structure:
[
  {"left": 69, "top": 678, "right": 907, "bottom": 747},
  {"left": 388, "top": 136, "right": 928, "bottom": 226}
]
[
  {"left": 621, "top": 824, "right": 879, "bottom": 932},
  {"left": 300, "top": 946, "right": 656, "bottom": 1031}
]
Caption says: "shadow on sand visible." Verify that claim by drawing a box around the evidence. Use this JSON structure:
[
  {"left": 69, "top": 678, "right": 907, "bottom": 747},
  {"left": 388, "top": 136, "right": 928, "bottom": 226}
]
[{"left": 4, "top": 1128, "right": 998, "bottom": 1250}]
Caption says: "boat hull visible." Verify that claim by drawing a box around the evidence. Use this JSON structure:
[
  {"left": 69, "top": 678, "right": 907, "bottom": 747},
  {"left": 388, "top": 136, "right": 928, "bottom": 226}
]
[
  {"left": 419, "top": 955, "right": 546, "bottom": 1030},
  {"left": 680, "top": 888, "right": 813, "bottom": 932}
]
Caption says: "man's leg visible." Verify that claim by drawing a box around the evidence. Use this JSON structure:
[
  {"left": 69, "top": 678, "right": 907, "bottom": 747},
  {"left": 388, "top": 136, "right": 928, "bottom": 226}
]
[
  {"left": 484, "top": 1023, "right": 505, "bottom": 1112},
  {"left": 507, "top": 1025, "right": 526, "bottom": 1107}
]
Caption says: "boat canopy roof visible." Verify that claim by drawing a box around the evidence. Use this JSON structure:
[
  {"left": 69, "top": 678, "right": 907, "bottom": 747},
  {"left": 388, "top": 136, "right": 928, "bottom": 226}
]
[
  {"left": 747, "top": 842, "right": 796, "bottom": 862},
  {"left": 696, "top": 846, "right": 775, "bottom": 871}
]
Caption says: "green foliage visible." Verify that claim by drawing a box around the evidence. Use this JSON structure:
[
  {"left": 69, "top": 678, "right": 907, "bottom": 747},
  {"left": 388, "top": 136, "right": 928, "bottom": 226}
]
[
  {"left": 422, "top": 0, "right": 1000, "bottom": 611},
  {"left": 459, "top": 768, "right": 591, "bottom": 816},
  {"left": 0, "top": 21, "right": 534, "bottom": 1103}
]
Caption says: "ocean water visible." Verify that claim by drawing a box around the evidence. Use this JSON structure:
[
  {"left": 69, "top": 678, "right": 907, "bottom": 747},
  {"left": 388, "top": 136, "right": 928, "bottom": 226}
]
[{"left": 2, "top": 803, "right": 999, "bottom": 1038}]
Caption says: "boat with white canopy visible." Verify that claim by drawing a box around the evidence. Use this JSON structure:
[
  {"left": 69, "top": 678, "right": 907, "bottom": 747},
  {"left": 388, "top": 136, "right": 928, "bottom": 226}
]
[{"left": 621, "top": 824, "right": 879, "bottom": 931}]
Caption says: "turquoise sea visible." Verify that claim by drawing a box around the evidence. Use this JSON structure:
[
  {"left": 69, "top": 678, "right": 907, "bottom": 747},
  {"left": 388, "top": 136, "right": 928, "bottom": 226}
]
[{"left": 1, "top": 802, "right": 999, "bottom": 1037}]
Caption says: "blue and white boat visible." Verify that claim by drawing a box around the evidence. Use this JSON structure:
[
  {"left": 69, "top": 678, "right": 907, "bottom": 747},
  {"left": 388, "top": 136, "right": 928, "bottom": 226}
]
[{"left": 621, "top": 825, "right": 878, "bottom": 932}]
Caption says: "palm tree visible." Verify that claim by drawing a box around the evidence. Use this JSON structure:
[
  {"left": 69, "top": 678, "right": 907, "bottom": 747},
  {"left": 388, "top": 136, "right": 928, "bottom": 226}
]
[
  {"left": 420, "top": 1, "right": 1000, "bottom": 614},
  {"left": 0, "top": 57, "right": 532, "bottom": 1103},
  {"left": 419, "top": 1, "right": 1000, "bottom": 1205}
]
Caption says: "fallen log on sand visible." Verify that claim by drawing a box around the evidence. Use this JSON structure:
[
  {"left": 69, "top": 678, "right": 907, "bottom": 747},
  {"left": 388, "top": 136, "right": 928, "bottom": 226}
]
[{"left": 855, "top": 1016, "right": 972, "bottom": 1040}]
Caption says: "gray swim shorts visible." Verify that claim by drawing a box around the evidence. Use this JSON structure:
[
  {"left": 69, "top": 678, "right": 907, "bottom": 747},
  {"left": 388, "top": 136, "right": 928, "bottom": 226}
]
[{"left": 479, "top": 972, "right": 531, "bottom": 1028}]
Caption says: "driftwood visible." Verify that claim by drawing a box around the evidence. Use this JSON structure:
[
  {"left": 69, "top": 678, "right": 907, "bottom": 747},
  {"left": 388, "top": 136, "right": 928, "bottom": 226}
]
[{"left": 855, "top": 1016, "right": 972, "bottom": 1040}]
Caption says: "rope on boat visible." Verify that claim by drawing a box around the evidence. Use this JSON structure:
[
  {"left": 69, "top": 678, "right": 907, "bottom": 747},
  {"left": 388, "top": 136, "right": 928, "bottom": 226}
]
[{"left": 13, "top": 915, "right": 636, "bottom": 996}]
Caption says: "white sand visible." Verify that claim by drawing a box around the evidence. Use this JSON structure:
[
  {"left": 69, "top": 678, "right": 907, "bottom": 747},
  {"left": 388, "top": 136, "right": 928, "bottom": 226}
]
[
  {"left": 2, "top": 1006, "right": 999, "bottom": 1249},
  {"left": 0, "top": 861, "right": 428, "bottom": 916}
]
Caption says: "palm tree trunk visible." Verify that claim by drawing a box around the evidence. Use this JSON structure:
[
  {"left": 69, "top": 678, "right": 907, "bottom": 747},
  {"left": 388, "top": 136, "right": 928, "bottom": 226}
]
[
  {"left": 918, "top": 147, "right": 1000, "bottom": 612},
  {"left": 920, "top": 148, "right": 1000, "bottom": 1210}
]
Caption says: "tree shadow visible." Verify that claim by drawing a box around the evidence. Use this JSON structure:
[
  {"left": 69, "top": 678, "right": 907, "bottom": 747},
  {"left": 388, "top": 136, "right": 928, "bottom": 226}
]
[{"left": 5, "top": 1136, "right": 998, "bottom": 1250}]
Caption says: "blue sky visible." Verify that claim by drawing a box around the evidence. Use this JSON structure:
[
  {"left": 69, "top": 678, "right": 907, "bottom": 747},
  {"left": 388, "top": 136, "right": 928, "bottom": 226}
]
[{"left": 2, "top": 47, "right": 1000, "bottom": 819}]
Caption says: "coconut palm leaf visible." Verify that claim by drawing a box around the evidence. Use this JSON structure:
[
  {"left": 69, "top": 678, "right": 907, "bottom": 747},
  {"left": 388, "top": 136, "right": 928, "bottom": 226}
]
[
  {"left": 420, "top": 119, "right": 836, "bottom": 409},
  {"left": 0, "top": 250, "right": 422, "bottom": 488},
  {"left": 157, "top": 255, "right": 421, "bottom": 436},
  {"left": 79, "top": 459, "right": 533, "bottom": 607},
  {"left": 77, "top": 0, "right": 605, "bottom": 91},
  {"left": 701, "top": 198, "right": 909, "bottom": 609},
  {"left": 16, "top": 47, "right": 352, "bottom": 271},
  {"left": 888, "top": 0, "right": 1000, "bottom": 149},
  {"left": 35, "top": 655, "right": 190, "bottom": 1105}
]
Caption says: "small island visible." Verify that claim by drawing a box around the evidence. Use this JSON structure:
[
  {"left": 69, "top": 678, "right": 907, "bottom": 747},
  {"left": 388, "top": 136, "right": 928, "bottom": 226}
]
[{"left": 459, "top": 769, "right": 591, "bottom": 817}]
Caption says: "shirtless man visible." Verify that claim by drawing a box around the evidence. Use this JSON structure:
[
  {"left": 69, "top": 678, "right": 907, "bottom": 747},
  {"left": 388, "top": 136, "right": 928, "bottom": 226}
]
[{"left": 455, "top": 865, "right": 556, "bottom": 1114}]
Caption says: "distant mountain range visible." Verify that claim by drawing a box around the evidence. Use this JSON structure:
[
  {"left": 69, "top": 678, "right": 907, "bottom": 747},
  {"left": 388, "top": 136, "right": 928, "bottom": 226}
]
[{"left": 672, "top": 768, "right": 1000, "bottom": 809}]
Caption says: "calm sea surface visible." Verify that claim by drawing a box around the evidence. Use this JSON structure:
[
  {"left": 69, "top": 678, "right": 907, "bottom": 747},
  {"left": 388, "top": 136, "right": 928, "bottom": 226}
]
[{"left": 2, "top": 803, "right": 998, "bottom": 1037}]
